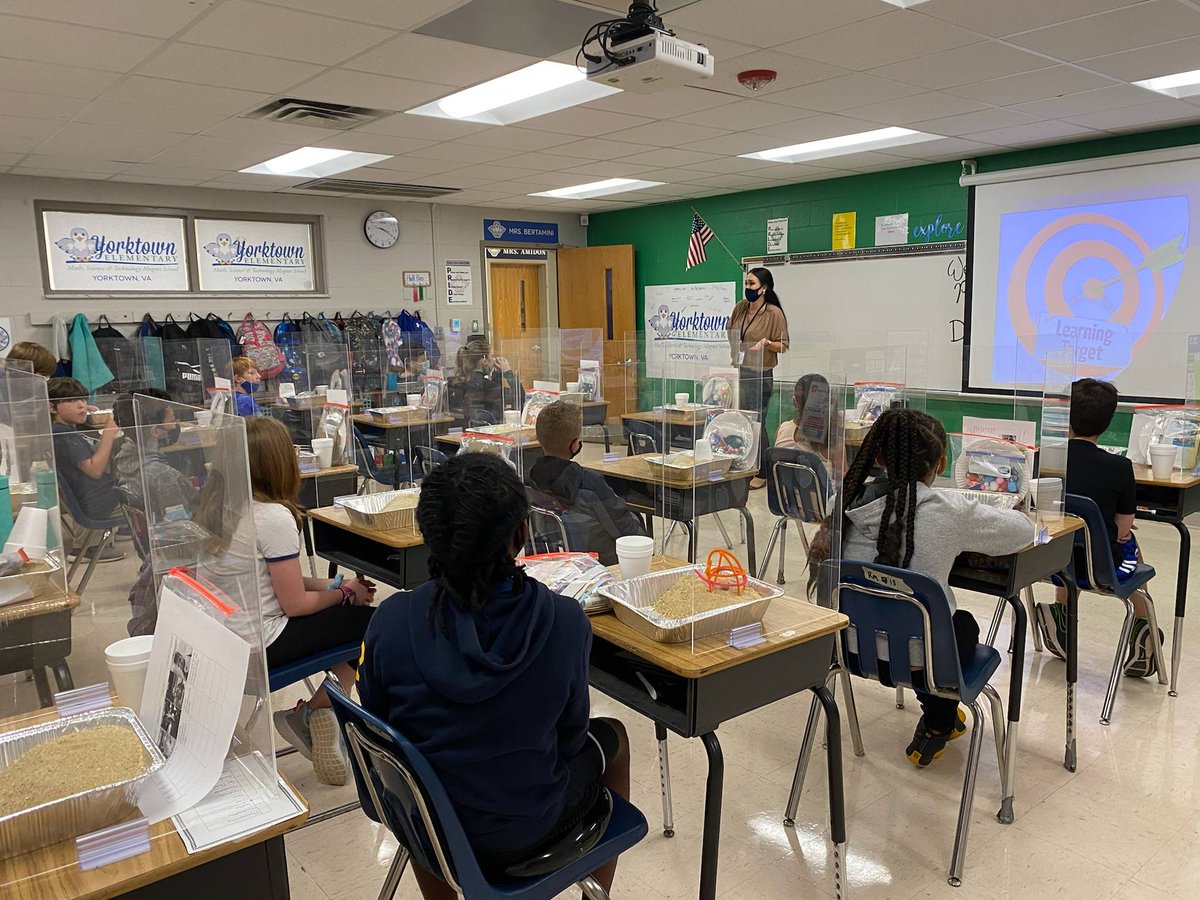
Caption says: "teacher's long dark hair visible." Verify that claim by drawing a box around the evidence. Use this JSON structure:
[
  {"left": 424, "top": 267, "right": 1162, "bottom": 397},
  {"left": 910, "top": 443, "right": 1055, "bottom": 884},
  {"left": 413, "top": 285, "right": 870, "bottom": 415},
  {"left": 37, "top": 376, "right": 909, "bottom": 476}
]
[
  {"left": 416, "top": 452, "right": 529, "bottom": 632},
  {"left": 747, "top": 266, "right": 783, "bottom": 310}
]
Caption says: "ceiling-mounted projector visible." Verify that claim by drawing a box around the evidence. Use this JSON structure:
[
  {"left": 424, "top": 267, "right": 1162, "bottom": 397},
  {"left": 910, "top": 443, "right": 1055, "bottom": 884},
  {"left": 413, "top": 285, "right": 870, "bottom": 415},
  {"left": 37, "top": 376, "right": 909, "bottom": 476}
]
[{"left": 580, "top": 3, "right": 715, "bottom": 93}]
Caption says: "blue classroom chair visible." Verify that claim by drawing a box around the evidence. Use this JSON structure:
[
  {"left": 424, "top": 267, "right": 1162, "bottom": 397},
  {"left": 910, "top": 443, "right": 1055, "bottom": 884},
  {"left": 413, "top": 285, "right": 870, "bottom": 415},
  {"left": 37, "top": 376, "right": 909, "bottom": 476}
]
[
  {"left": 758, "top": 447, "right": 830, "bottom": 584},
  {"left": 323, "top": 677, "right": 648, "bottom": 900}
]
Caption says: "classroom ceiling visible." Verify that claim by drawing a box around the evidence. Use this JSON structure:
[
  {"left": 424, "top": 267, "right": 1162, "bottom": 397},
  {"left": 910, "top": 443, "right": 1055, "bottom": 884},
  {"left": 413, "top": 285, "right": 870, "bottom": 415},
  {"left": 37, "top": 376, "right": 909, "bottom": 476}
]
[{"left": 3, "top": 0, "right": 1200, "bottom": 212}]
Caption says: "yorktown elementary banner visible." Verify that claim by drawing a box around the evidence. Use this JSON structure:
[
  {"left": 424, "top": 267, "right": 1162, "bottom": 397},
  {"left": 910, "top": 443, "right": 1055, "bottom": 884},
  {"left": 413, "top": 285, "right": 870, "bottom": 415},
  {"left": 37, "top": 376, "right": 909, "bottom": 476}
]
[
  {"left": 195, "top": 219, "right": 316, "bottom": 292},
  {"left": 42, "top": 210, "right": 188, "bottom": 292},
  {"left": 644, "top": 281, "right": 736, "bottom": 377}
]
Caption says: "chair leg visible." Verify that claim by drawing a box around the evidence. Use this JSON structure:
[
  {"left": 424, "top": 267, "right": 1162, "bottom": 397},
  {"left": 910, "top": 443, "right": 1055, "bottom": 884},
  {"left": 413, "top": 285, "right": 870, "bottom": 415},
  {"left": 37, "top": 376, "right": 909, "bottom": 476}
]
[
  {"left": 1024, "top": 587, "right": 1043, "bottom": 653},
  {"left": 662, "top": 520, "right": 678, "bottom": 554},
  {"left": 75, "top": 529, "right": 113, "bottom": 595},
  {"left": 831, "top": 648, "right": 864, "bottom": 758},
  {"left": 656, "top": 723, "right": 675, "bottom": 838},
  {"left": 784, "top": 692, "right": 823, "bottom": 826},
  {"left": 578, "top": 875, "right": 611, "bottom": 900},
  {"left": 377, "top": 846, "right": 409, "bottom": 900},
  {"left": 984, "top": 595, "right": 1006, "bottom": 647},
  {"left": 757, "top": 518, "right": 784, "bottom": 581},
  {"left": 777, "top": 521, "right": 787, "bottom": 585},
  {"left": 948, "top": 700, "right": 987, "bottom": 887},
  {"left": 1141, "top": 588, "right": 1169, "bottom": 687},
  {"left": 67, "top": 528, "right": 98, "bottom": 581},
  {"left": 1101, "top": 597, "right": 1137, "bottom": 725},
  {"left": 712, "top": 513, "right": 734, "bottom": 550},
  {"left": 981, "top": 683, "right": 1012, "bottom": 824},
  {"left": 895, "top": 685, "right": 905, "bottom": 709}
]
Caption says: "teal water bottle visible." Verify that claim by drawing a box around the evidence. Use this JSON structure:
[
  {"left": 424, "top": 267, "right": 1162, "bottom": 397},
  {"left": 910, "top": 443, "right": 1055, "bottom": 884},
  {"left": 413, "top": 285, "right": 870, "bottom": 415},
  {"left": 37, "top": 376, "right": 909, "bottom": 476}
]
[
  {"left": 0, "top": 476, "right": 13, "bottom": 548},
  {"left": 34, "top": 470, "right": 57, "bottom": 551}
]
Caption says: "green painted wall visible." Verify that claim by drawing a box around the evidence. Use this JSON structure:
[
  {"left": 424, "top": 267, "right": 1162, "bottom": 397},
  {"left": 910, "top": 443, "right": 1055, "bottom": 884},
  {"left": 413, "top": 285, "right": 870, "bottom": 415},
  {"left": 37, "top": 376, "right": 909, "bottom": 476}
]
[{"left": 589, "top": 123, "right": 1200, "bottom": 443}]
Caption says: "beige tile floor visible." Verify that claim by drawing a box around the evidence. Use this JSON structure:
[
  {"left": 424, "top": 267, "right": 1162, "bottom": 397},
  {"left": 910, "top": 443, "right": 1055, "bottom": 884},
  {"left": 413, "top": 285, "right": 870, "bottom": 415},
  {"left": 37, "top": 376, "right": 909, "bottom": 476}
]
[{"left": 4, "top": 441, "right": 1199, "bottom": 899}]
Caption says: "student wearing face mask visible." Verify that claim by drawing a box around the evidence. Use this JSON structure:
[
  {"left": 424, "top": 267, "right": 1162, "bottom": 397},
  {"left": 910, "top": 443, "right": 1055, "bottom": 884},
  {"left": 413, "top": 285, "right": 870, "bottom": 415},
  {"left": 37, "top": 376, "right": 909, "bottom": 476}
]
[
  {"left": 728, "top": 266, "right": 790, "bottom": 489},
  {"left": 449, "top": 337, "right": 521, "bottom": 424},
  {"left": 112, "top": 389, "right": 199, "bottom": 520},
  {"left": 232, "top": 357, "right": 262, "bottom": 417}
]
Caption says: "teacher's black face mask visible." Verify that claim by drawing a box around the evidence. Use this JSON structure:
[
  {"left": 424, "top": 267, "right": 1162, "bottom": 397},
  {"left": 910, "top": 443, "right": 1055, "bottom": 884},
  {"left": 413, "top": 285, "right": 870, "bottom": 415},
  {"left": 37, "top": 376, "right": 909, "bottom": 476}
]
[{"left": 744, "top": 286, "right": 760, "bottom": 302}]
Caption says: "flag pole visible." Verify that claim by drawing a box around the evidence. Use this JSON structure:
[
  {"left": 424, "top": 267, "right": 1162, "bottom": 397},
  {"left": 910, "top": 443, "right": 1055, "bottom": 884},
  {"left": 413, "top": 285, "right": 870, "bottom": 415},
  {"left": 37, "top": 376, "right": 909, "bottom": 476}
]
[{"left": 690, "top": 206, "right": 743, "bottom": 268}]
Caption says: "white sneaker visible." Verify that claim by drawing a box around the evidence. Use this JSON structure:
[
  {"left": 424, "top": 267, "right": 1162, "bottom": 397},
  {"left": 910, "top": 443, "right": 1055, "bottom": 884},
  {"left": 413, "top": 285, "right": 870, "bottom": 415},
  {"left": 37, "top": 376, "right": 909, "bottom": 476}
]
[
  {"left": 273, "top": 700, "right": 314, "bottom": 760},
  {"left": 309, "top": 707, "right": 349, "bottom": 786}
]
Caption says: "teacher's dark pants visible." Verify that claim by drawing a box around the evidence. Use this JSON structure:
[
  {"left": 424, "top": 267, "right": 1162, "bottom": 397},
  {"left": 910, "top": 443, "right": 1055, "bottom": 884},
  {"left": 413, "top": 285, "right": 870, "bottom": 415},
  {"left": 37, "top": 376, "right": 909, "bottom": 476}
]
[{"left": 738, "top": 367, "right": 773, "bottom": 480}]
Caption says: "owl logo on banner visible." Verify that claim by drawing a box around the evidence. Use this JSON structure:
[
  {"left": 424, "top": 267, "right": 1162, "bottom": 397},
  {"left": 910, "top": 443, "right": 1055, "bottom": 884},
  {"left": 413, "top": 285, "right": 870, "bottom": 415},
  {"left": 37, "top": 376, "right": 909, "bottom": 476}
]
[
  {"left": 202, "top": 233, "right": 239, "bottom": 265},
  {"left": 54, "top": 228, "right": 98, "bottom": 262},
  {"left": 648, "top": 304, "right": 675, "bottom": 340},
  {"left": 996, "top": 196, "right": 1190, "bottom": 382}
]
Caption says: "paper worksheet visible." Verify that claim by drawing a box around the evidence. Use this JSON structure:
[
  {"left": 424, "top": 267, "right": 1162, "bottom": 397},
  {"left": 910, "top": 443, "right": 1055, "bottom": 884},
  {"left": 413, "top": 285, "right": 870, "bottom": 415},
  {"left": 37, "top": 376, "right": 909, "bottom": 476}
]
[
  {"left": 172, "top": 755, "right": 305, "bottom": 853},
  {"left": 136, "top": 582, "right": 251, "bottom": 824},
  {"left": 961, "top": 416, "right": 1037, "bottom": 447}
]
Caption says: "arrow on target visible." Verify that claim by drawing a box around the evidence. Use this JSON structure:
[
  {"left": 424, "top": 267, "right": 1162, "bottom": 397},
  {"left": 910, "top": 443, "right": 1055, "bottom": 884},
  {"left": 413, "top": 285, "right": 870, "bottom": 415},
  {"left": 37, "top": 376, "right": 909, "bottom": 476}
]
[{"left": 1067, "top": 235, "right": 1187, "bottom": 314}]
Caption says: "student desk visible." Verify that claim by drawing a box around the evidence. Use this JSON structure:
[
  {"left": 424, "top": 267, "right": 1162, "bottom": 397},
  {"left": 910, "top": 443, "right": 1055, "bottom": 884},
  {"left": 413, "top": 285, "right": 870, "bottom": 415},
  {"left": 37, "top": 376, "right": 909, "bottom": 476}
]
[
  {"left": 297, "top": 464, "right": 360, "bottom": 575},
  {"left": 307, "top": 506, "right": 429, "bottom": 590},
  {"left": 351, "top": 414, "right": 455, "bottom": 455},
  {"left": 588, "top": 557, "right": 848, "bottom": 900},
  {"left": 620, "top": 410, "right": 707, "bottom": 453},
  {"left": 950, "top": 514, "right": 1084, "bottom": 779},
  {"left": 0, "top": 589, "right": 79, "bottom": 707},
  {"left": 434, "top": 432, "right": 544, "bottom": 479},
  {"left": 581, "top": 400, "right": 612, "bottom": 452},
  {"left": 1132, "top": 464, "right": 1200, "bottom": 697},
  {"left": 0, "top": 708, "right": 309, "bottom": 900},
  {"left": 581, "top": 453, "right": 758, "bottom": 573}
]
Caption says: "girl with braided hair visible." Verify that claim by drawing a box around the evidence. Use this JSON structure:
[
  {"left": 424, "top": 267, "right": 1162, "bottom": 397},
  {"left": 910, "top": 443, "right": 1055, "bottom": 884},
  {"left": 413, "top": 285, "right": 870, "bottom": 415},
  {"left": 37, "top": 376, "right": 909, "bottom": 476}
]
[
  {"left": 817, "top": 409, "right": 1034, "bottom": 767},
  {"left": 356, "top": 453, "right": 631, "bottom": 897}
]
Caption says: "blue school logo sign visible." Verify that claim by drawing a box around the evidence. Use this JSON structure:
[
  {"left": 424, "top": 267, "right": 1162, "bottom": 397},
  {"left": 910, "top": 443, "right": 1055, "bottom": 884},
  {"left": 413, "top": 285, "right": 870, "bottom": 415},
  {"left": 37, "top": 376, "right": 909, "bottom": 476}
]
[{"left": 483, "top": 219, "right": 559, "bottom": 244}]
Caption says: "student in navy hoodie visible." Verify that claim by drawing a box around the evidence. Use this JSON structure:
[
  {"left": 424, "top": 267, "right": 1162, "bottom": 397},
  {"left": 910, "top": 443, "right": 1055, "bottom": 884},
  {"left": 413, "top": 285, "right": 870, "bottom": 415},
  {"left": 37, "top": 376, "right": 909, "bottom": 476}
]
[{"left": 356, "top": 452, "right": 631, "bottom": 898}]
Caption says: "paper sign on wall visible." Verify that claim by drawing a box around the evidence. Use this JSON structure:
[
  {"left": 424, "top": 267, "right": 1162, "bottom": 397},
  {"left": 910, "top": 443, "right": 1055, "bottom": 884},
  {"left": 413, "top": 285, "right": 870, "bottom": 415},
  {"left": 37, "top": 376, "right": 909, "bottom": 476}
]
[
  {"left": 875, "top": 213, "right": 909, "bottom": 247},
  {"left": 42, "top": 211, "right": 189, "bottom": 292},
  {"left": 194, "top": 219, "right": 315, "bottom": 292},
  {"left": 445, "top": 259, "right": 473, "bottom": 306},
  {"left": 767, "top": 217, "right": 788, "bottom": 254},
  {"left": 832, "top": 212, "right": 857, "bottom": 251},
  {"left": 644, "top": 282, "right": 736, "bottom": 377}
]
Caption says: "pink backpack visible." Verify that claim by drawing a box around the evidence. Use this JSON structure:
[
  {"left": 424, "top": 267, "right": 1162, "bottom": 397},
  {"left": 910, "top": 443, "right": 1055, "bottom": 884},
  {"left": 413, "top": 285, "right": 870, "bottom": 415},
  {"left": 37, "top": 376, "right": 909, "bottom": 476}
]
[{"left": 235, "top": 313, "right": 285, "bottom": 379}]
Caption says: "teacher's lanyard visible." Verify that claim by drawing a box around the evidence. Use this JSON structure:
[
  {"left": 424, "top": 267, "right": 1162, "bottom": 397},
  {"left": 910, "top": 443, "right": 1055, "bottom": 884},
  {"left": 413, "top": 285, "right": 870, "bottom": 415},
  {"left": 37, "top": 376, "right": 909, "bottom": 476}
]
[{"left": 740, "top": 301, "right": 767, "bottom": 344}]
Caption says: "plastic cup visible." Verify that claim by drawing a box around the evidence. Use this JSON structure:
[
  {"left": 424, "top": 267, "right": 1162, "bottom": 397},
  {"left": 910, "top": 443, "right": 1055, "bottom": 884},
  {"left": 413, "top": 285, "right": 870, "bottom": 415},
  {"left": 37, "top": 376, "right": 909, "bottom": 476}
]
[
  {"left": 615, "top": 535, "right": 654, "bottom": 580},
  {"left": 694, "top": 438, "right": 712, "bottom": 462},
  {"left": 406, "top": 393, "right": 422, "bottom": 407},
  {"left": 674, "top": 392, "right": 689, "bottom": 406},
  {"left": 1149, "top": 443, "right": 1177, "bottom": 480},
  {"left": 1030, "top": 477, "right": 1062, "bottom": 511},
  {"left": 312, "top": 437, "right": 335, "bottom": 469},
  {"left": 503, "top": 410, "right": 521, "bottom": 426},
  {"left": 566, "top": 382, "right": 580, "bottom": 393},
  {"left": 105, "top": 635, "right": 154, "bottom": 710},
  {"left": 316, "top": 385, "right": 329, "bottom": 395}
]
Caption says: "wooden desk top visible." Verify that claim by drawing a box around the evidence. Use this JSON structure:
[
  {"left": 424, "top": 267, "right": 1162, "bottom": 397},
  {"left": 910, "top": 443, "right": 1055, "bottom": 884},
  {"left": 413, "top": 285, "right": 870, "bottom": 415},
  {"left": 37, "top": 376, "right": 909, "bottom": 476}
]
[
  {"left": 1039, "top": 514, "right": 1084, "bottom": 542},
  {"left": 622, "top": 409, "right": 708, "bottom": 427},
  {"left": 590, "top": 556, "right": 846, "bottom": 678},
  {"left": 307, "top": 505, "right": 425, "bottom": 549},
  {"left": 299, "top": 463, "right": 358, "bottom": 481},
  {"left": 582, "top": 400, "right": 608, "bottom": 409},
  {"left": 0, "top": 588, "right": 79, "bottom": 625},
  {"left": 1132, "top": 463, "right": 1200, "bottom": 489},
  {"left": 0, "top": 708, "right": 308, "bottom": 900},
  {"left": 351, "top": 413, "right": 454, "bottom": 430},
  {"left": 581, "top": 452, "right": 757, "bottom": 488}
]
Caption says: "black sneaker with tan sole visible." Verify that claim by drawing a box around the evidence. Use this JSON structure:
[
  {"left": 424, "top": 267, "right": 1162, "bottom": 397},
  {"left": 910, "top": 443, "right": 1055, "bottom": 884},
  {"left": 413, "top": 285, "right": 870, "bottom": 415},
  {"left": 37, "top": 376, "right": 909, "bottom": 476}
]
[{"left": 906, "top": 708, "right": 967, "bottom": 767}]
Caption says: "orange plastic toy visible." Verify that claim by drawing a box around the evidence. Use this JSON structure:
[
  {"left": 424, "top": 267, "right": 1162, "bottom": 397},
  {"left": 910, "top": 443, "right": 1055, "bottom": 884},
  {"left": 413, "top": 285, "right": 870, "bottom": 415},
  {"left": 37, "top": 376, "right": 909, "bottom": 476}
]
[{"left": 698, "top": 548, "right": 748, "bottom": 594}]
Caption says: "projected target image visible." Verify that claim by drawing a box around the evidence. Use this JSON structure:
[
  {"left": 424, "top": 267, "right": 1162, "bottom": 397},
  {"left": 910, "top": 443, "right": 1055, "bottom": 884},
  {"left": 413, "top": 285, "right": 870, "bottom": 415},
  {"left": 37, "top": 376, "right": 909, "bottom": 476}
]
[{"left": 994, "top": 196, "right": 1189, "bottom": 383}]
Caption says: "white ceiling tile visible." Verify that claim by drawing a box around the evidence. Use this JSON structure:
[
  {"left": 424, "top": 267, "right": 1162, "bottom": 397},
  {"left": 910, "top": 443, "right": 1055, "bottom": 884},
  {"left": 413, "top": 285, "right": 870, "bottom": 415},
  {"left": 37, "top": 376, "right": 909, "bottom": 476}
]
[
  {"left": 0, "top": 0, "right": 215, "bottom": 37},
  {"left": 774, "top": 11, "right": 979, "bottom": 70},
  {"left": 603, "top": 121, "right": 731, "bottom": 148},
  {"left": 9, "top": 167, "right": 113, "bottom": 180},
  {"left": 792, "top": 150, "right": 912, "bottom": 171},
  {"left": 356, "top": 112, "right": 488, "bottom": 141},
  {"left": 1061, "top": 98, "right": 1200, "bottom": 131},
  {"left": 669, "top": 0, "right": 889, "bottom": 47},
  {"left": 199, "top": 116, "right": 343, "bottom": 145},
  {"left": 1007, "top": 0, "right": 1200, "bottom": 61},
  {"left": 0, "top": 152, "right": 26, "bottom": 168},
  {"left": 406, "top": 142, "right": 524, "bottom": 165},
  {"left": 0, "top": 58, "right": 122, "bottom": 101},
  {"left": 0, "top": 92, "right": 87, "bottom": 121},
  {"left": 458, "top": 127, "right": 580, "bottom": 152},
  {"left": 587, "top": 87, "right": 738, "bottom": 120},
  {"left": 0, "top": 14, "right": 160, "bottom": 72},
  {"left": 145, "top": 134, "right": 298, "bottom": 169},
  {"left": 666, "top": 30, "right": 755, "bottom": 65},
  {"left": 434, "top": 163, "right": 545, "bottom": 186},
  {"left": 915, "top": 0, "right": 1145, "bottom": 38},
  {"left": 103, "top": 76, "right": 269, "bottom": 114},
  {"left": 883, "top": 136, "right": 1002, "bottom": 158},
  {"left": 490, "top": 151, "right": 582, "bottom": 171},
  {"left": 671, "top": 99, "right": 816, "bottom": 130},
  {"left": 519, "top": 108, "right": 655, "bottom": 137},
  {"left": 307, "top": 132, "right": 440, "bottom": 155},
  {"left": 845, "top": 92, "right": 989, "bottom": 126},
  {"left": 288, "top": 70, "right": 448, "bottom": 111},
  {"left": 72, "top": 100, "right": 228, "bottom": 134},
  {"left": 558, "top": 160, "right": 661, "bottom": 178},
  {"left": 699, "top": 50, "right": 849, "bottom": 98},
  {"left": 548, "top": 138, "right": 658, "bottom": 160},
  {"left": 108, "top": 174, "right": 208, "bottom": 186},
  {"left": 137, "top": 44, "right": 323, "bottom": 93},
  {"left": 253, "top": 0, "right": 468, "bottom": 30},
  {"left": 34, "top": 124, "right": 185, "bottom": 163},
  {"left": 910, "top": 107, "right": 1045, "bottom": 136},
  {"left": 765, "top": 73, "right": 924, "bottom": 112},
  {"left": 342, "top": 32, "right": 536, "bottom": 87},
  {"left": 868, "top": 41, "right": 1052, "bottom": 90},
  {"left": 1011, "top": 84, "right": 1157, "bottom": 119},
  {"left": 200, "top": 172, "right": 307, "bottom": 189},
  {"left": 1080, "top": 35, "right": 1200, "bottom": 82},
  {"left": 616, "top": 147, "right": 723, "bottom": 168},
  {"left": 680, "top": 155, "right": 799, "bottom": 175},
  {"left": 680, "top": 172, "right": 782, "bottom": 189},
  {"left": 17, "top": 154, "right": 127, "bottom": 174},
  {"left": 0, "top": 115, "right": 64, "bottom": 141},
  {"left": 747, "top": 113, "right": 891, "bottom": 144},
  {"left": 946, "top": 66, "right": 1114, "bottom": 106},
  {"left": 962, "top": 120, "right": 1103, "bottom": 146},
  {"left": 676, "top": 132, "right": 793, "bottom": 156},
  {"left": 0, "top": 136, "right": 39, "bottom": 154},
  {"left": 178, "top": 0, "right": 395, "bottom": 66},
  {"left": 359, "top": 156, "right": 464, "bottom": 176},
  {"left": 337, "top": 165, "right": 458, "bottom": 184},
  {"left": 114, "top": 163, "right": 228, "bottom": 181}
]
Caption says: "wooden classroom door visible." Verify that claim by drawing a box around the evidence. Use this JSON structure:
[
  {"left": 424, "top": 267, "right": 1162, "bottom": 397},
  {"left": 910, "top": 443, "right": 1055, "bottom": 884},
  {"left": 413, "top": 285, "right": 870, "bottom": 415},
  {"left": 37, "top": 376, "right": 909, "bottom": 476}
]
[
  {"left": 557, "top": 245, "right": 636, "bottom": 419},
  {"left": 488, "top": 263, "right": 543, "bottom": 388}
]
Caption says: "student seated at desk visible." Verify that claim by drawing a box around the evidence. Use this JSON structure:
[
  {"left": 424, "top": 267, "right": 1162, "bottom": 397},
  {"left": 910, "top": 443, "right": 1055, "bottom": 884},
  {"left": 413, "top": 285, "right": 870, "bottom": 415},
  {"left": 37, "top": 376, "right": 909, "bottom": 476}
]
[
  {"left": 774, "top": 373, "right": 832, "bottom": 464},
  {"left": 1035, "top": 378, "right": 1160, "bottom": 676},
  {"left": 448, "top": 337, "right": 521, "bottom": 425},
  {"left": 8, "top": 340, "right": 57, "bottom": 377},
  {"left": 395, "top": 340, "right": 428, "bottom": 396},
  {"left": 232, "top": 357, "right": 262, "bottom": 416},
  {"left": 810, "top": 409, "right": 1033, "bottom": 767},
  {"left": 529, "top": 400, "right": 645, "bottom": 565},
  {"left": 48, "top": 377, "right": 124, "bottom": 563},
  {"left": 112, "top": 388, "right": 198, "bottom": 519},
  {"left": 357, "top": 453, "right": 631, "bottom": 897},
  {"left": 237, "top": 418, "right": 377, "bottom": 785}
]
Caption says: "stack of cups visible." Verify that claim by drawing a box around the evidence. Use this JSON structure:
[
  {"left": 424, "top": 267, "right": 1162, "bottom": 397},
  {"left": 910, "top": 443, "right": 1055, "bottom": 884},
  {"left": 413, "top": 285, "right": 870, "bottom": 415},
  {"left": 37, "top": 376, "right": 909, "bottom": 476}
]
[
  {"left": 105, "top": 635, "right": 154, "bottom": 710},
  {"left": 312, "top": 437, "right": 335, "bottom": 469},
  {"left": 674, "top": 393, "right": 689, "bottom": 406},
  {"left": 407, "top": 393, "right": 422, "bottom": 407},
  {"left": 504, "top": 410, "right": 522, "bottom": 426},
  {"left": 1149, "top": 443, "right": 1177, "bottom": 480},
  {"left": 615, "top": 535, "right": 654, "bottom": 579}
]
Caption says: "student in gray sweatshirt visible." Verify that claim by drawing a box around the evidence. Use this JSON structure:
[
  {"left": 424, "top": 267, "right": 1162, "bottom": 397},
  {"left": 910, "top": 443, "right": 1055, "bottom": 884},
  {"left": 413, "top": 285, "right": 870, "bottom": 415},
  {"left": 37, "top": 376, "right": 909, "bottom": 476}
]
[{"left": 818, "top": 409, "right": 1034, "bottom": 767}]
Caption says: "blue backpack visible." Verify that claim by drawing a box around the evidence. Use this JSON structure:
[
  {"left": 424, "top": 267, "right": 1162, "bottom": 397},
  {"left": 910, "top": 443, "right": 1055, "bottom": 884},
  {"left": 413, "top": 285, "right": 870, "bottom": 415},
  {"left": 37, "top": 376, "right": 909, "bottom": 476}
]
[
  {"left": 273, "top": 315, "right": 306, "bottom": 387},
  {"left": 398, "top": 309, "right": 440, "bottom": 367}
]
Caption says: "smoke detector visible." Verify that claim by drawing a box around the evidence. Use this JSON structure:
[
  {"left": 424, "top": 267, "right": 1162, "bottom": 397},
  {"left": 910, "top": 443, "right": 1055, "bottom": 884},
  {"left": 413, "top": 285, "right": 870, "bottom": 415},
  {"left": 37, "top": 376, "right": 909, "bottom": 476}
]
[{"left": 737, "top": 69, "right": 777, "bottom": 91}]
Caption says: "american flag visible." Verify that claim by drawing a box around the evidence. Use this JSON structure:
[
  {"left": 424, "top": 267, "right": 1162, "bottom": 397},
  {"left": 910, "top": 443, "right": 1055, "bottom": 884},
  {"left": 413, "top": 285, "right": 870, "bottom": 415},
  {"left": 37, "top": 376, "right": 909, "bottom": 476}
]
[{"left": 686, "top": 212, "right": 714, "bottom": 270}]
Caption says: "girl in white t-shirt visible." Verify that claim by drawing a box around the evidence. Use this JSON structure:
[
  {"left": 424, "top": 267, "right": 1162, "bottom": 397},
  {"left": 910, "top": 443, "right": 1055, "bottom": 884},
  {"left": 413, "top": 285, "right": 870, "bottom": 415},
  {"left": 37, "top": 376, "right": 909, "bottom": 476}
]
[
  {"left": 774, "top": 373, "right": 831, "bottom": 463},
  {"left": 246, "top": 417, "right": 377, "bottom": 785}
]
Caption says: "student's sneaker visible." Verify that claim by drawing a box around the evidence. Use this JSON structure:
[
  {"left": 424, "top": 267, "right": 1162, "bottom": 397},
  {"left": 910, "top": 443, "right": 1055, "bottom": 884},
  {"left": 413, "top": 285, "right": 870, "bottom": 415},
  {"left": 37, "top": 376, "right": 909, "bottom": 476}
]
[
  {"left": 1116, "top": 536, "right": 1139, "bottom": 582},
  {"left": 273, "top": 700, "right": 314, "bottom": 760},
  {"left": 1123, "top": 617, "right": 1164, "bottom": 678},
  {"left": 906, "top": 711, "right": 966, "bottom": 768},
  {"left": 67, "top": 545, "right": 125, "bottom": 564},
  {"left": 1035, "top": 602, "right": 1068, "bottom": 661},
  {"left": 309, "top": 707, "right": 350, "bottom": 786}
]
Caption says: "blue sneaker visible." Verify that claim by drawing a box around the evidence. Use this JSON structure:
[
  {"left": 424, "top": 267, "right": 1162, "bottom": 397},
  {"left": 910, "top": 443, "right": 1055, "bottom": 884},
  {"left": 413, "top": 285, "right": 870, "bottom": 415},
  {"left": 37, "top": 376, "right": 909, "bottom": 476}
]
[{"left": 1116, "top": 536, "right": 1139, "bottom": 582}]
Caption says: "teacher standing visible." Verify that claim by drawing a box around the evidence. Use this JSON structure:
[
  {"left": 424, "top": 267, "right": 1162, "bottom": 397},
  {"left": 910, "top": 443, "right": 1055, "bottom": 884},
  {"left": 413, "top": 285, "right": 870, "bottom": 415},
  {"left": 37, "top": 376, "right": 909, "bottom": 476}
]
[{"left": 728, "top": 266, "right": 789, "bottom": 489}]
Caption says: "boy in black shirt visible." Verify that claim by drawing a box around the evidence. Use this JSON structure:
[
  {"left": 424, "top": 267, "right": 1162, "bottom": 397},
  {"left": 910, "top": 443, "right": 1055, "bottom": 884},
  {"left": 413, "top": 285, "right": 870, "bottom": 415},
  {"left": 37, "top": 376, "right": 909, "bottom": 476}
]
[{"left": 1035, "top": 378, "right": 1161, "bottom": 677}]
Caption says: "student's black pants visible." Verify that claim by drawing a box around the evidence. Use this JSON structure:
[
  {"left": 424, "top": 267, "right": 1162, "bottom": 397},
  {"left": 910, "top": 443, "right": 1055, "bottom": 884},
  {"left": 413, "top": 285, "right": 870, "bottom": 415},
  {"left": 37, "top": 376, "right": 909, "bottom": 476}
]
[
  {"left": 917, "top": 610, "right": 979, "bottom": 734},
  {"left": 738, "top": 367, "right": 773, "bottom": 479}
]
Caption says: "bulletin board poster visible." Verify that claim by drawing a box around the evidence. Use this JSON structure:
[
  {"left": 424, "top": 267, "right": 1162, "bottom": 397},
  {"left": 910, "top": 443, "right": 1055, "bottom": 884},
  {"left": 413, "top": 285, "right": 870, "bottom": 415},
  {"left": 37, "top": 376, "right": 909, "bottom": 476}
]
[
  {"left": 195, "top": 219, "right": 316, "bottom": 292},
  {"left": 832, "top": 211, "right": 857, "bottom": 250},
  {"left": 644, "top": 282, "right": 736, "bottom": 377},
  {"left": 42, "top": 210, "right": 188, "bottom": 292}
]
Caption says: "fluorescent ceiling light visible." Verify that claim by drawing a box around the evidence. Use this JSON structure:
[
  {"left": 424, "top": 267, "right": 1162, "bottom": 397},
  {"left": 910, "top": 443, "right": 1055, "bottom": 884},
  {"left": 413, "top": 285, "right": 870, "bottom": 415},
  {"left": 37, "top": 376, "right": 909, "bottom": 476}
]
[
  {"left": 530, "top": 178, "right": 666, "bottom": 200},
  {"left": 879, "top": 0, "right": 930, "bottom": 7},
  {"left": 739, "top": 127, "right": 940, "bottom": 163},
  {"left": 240, "top": 147, "right": 391, "bottom": 177},
  {"left": 408, "top": 61, "right": 620, "bottom": 126},
  {"left": 1134, "top": 68, "right": 1200, "bottom": 98}
]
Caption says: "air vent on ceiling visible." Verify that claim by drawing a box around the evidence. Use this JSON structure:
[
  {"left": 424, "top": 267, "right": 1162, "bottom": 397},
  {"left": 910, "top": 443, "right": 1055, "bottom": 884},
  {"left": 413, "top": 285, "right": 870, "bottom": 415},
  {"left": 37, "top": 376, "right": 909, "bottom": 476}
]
[
  {"left": 292, "top": 178, "right": 462, "bottom": 199},
  {"left": 243, "top": 98, "right": 391, "bottom": 130}
]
